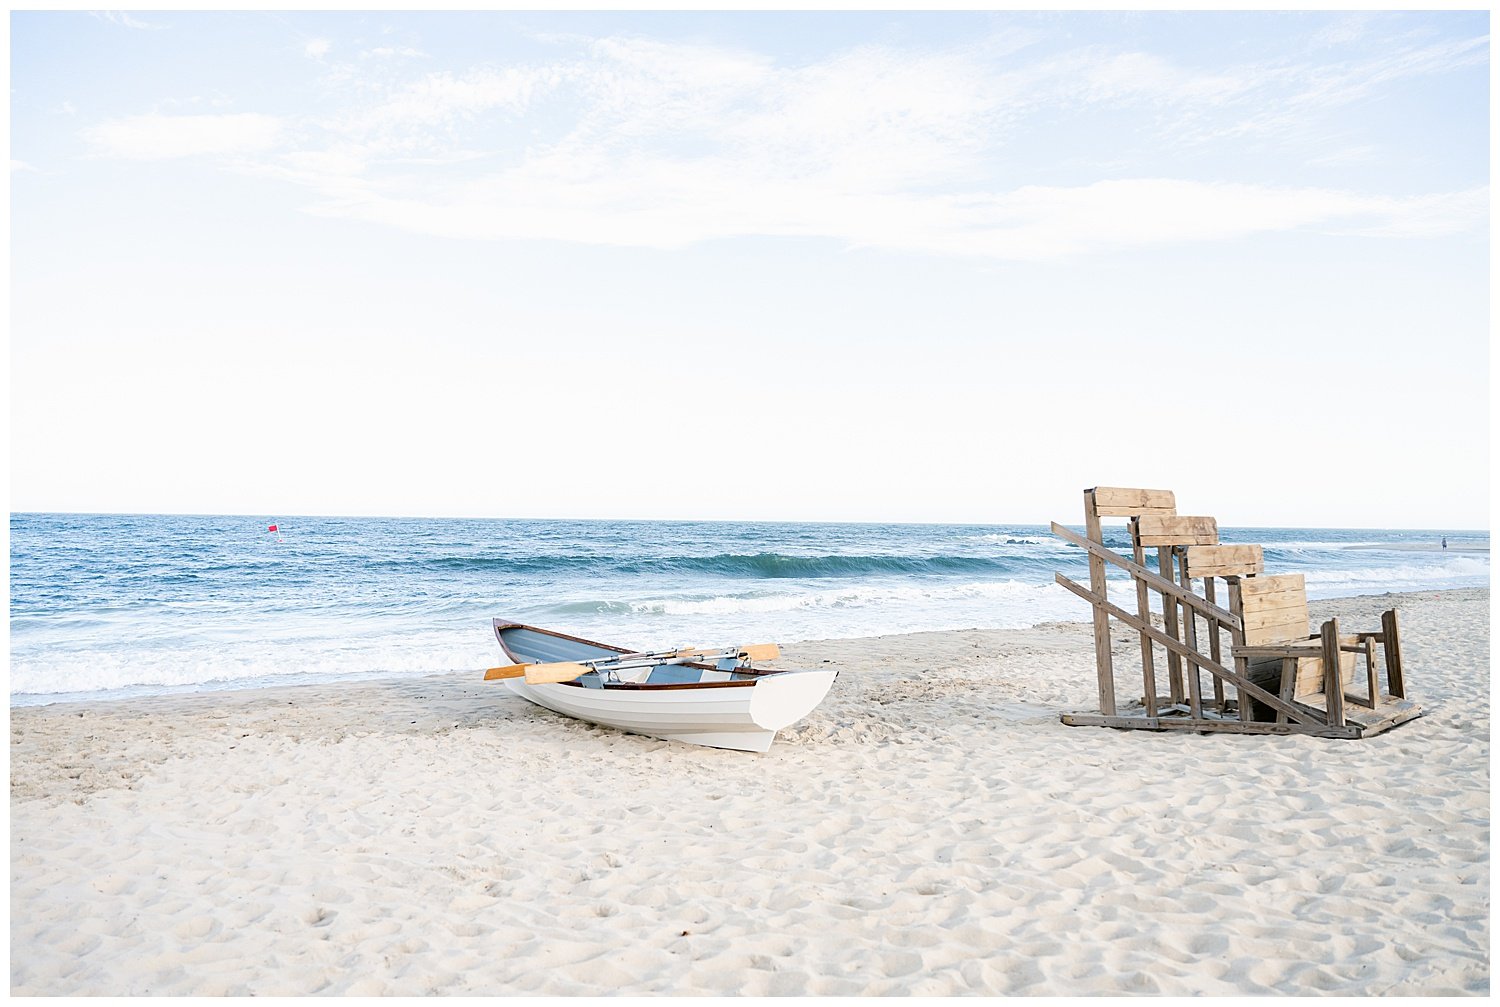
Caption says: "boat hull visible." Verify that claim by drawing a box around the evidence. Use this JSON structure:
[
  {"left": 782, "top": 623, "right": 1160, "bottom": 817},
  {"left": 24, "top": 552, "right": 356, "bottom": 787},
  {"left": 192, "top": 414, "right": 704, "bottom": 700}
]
[{"left": 492, "top": 620, "right": 836, "bottom": 752}]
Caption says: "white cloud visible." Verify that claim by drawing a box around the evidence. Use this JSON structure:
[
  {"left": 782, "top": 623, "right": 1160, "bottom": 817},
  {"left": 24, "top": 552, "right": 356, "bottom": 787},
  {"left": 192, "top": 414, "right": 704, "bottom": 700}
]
[
  {"left": 80, "top": 26, "right": 1489, "bottom": 259},
  {"left": 83, "top": 113, "right": 284, "bottom": 160},
  {"left": 363, "top": 46, "right": 428, "bottom": 60},
  {"left": 291, "top": 168, "right": 1486, "bottom": 260},
  {"left": 1306, "top": 145, "right": 1380, "bottom": 168},
  {"left": 93, "top": 12, "right": 158, "bottom": 31},
  {"left": 327, "top": 66, "right": 559, "bottom": 158},
  {"left": 305, "top": 38, "right": 331, "bottom": 60}
]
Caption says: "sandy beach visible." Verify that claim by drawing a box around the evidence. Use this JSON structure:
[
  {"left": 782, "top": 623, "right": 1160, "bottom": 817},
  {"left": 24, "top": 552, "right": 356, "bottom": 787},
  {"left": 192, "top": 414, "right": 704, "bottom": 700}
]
[{"left": 10, "top": 587, "right": 1489, "bottom": 995}]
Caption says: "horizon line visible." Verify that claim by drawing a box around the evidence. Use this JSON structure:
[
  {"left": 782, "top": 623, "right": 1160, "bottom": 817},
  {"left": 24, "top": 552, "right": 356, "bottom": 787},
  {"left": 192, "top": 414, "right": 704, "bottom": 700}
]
[{"left": 7, "top": 509, "right": 1491, "bottom": 534}]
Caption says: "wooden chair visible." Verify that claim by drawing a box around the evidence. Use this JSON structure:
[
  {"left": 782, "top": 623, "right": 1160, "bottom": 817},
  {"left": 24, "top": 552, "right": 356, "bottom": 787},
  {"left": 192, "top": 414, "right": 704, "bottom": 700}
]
[
  {"left": 1228, "top": 574, "right": 1406, "bottom": 727},
  {"left": 1055, "top": 485, "right": 1418, "bottom": 738}
]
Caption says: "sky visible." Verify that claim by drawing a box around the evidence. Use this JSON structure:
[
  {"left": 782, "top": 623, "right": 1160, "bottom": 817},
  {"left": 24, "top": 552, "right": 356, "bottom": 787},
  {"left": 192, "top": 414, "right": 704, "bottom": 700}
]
[{"left": 8, "top": 10, "right": 1491, "bottom": 527}]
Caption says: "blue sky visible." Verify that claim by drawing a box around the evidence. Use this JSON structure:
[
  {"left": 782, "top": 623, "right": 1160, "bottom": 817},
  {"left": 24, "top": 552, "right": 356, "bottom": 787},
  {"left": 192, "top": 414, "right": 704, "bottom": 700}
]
[{"left": 9, "top": 11, "right": 1491, "bottom": 526}]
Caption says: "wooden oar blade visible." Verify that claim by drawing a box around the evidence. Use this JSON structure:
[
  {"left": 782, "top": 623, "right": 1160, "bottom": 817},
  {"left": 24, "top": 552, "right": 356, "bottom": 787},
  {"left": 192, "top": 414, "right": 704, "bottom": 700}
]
[
  {"left": 524, "top": 662, "right": 592, "bottom": 685},
  {"left": 739, "top": 643, "right": 780, "bottom": 662},
  {"left": 483, "top": 664, "right": 530, "bottom": 681}
]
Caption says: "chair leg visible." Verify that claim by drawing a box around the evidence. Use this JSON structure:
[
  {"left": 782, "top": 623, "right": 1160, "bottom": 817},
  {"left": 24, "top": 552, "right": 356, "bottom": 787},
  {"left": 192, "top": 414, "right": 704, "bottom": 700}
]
[
  {"left": 1321, "top": 618, "right": 1345, "bottom": 728},
  {"left": 1364, "top": 637, "right": 1379, "bottom": 709},
  {"left": 1381, "top": 609, "right": 1405, "bottom": 699},
  {"left": 1277, "top": 657, "right": 1295, "bottom": 725}
]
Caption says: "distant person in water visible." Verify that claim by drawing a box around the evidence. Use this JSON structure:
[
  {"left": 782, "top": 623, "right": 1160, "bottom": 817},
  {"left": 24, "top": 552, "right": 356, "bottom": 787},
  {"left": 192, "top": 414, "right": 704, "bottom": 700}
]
[{"left": 1442, "top": 537, "right": 1447, "bottom": 549}]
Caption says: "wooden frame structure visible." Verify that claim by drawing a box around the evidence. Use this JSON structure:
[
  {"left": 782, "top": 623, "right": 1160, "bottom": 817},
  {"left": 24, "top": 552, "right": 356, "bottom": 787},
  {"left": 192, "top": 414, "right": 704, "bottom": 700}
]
[{"left": 1052, "top": 487, "right": 1421, "bottom": 739}]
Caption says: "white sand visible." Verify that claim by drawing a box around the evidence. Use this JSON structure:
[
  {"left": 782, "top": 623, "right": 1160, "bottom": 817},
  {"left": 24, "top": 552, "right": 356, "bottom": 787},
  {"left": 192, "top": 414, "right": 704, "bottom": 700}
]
[{"left": 10, "top": 588, "right": 1489, "bottom": 995}]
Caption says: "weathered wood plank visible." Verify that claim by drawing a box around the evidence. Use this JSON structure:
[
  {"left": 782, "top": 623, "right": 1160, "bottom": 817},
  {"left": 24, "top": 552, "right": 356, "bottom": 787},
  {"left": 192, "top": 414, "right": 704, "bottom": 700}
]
[
  {"left": 1083, "top": 490, "right": 1116, "bottom": 717},
  {"left": 1234, "top": 643, "right": 1320, "bottom": 658},
  {"left": 1051, "top": 522, "right": 1242, "bottom": 629},
  {"left": 1243, "top": 612, "right": 1311, "bottom": 646},
  {"left": 1170, "top": 552, "right": 1206, "bottom": 717},
  {"left": 1185, "top": 545, "right": 1264, "bottom": 578},
  {"left": 1159, "top": 545, "right": 1184, "bottom": 704},
  {"left": 1275, "top": 657, "right": 1296, "bottom": 725},
  {"left": 1202, "top": 574, "right": 1226, "bottom": 711},
  {"left": 1090, "top": 486, "right": 1176, "bottom": 517},
  {"left": 1363, "top": 637, "right": 1380, "bottom": 710},
  {"left": 1227, "top": 579, "right": 1254, "bottom": 723},
  {"left": 1321, "top": 618, "right": 1345, "bottom": 728},
  {"left": 1239, "top": 573, "right": 1306, "bottom": 599},
  {"left": 1382, "top": 609, "right": 1405, "bottom": 698},
  {"left": 1242, "top": 599, "right": 1310, "bottom": 625},
  {"left": 1239, "top": 570, "right": 1310, "bottom": 647},
  {"left": 1262, "top": 651, "right": 1355, "bottom": 699},
  {"left": 1055, "top": 573, "right": 1323, "bottom": 726},
  {"left": 1130, "top": 518, "right": 1158, "bottom": 718},
  {"left": 1239, "top": 587, "right": 1311, "bottom": 612},
  {"left": 1136, "top": 515, "right": 1219, "bottom": 547},
  {"left": 1059, "top": 712, "right": 1363, "bottom": 739},
  {"left": 1179, "top": 568, "right": 1203, "bottom": 719}
]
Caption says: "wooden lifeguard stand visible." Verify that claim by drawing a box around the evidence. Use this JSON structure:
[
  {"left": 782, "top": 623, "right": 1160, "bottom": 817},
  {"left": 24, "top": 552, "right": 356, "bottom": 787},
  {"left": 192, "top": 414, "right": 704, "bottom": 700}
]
[{"left": 1051, "top": 487, "right": 1421, "bottom": 739}]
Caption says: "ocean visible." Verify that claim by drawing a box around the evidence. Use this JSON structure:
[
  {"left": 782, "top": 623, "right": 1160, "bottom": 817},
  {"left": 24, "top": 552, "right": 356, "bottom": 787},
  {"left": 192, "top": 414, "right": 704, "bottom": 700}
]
[{"left": 9, "top": 513, "right": 1488, "bottom": 706}]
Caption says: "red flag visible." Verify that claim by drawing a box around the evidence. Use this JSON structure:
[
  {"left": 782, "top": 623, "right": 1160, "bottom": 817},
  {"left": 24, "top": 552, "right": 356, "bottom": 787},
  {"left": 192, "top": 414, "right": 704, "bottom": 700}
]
[{"left": 267, "top": 524, "right": 278, "bottom": 533}]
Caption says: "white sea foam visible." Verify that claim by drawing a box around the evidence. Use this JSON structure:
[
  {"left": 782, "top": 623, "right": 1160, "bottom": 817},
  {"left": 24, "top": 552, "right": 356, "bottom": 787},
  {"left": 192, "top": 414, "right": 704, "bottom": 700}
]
[
  {"left": 1302, "top": 556, "right": 1489, "bottom": 597},
  {"left": 9, "top": 635, "right": 494, "bottom": 704},
  {"left": 11, "top": 511, "right": 1488, "bottom": 706},
  {"left": 539, "top": 579, "right": 1086, "bottom": 653},
  {"left": 972, "top": 534, "right": 1054, "bottom": 546}
]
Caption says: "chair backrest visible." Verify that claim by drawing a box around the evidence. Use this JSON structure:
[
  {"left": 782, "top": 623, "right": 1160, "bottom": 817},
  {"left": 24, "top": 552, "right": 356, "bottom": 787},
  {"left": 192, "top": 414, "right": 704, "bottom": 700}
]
[
  {"left": 1184, "top": 544, "right": 1264, "bottom": 579},
  {"left": 1134, "top": 515, "right": 1218, "bottom": 548},
  {"left": 1238, "top": 574, "right": 1310, "bottom": 645},
  {"left": 1088, "top": 487, "right": 1175, "bottom": 519}
]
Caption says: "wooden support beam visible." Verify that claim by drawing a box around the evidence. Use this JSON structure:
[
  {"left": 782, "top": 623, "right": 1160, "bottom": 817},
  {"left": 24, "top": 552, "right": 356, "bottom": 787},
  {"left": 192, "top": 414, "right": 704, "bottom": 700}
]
[
  {"left": 1082, "top": 490, "right": 1116, "bottom": 716},
  {"left": 1130, "top": 518, "right": 1158, "bottom": 718},
  {"left": 1051, "top": 522, "right": 1242, "bottom": 629},
  {"left": 1227, "top": 579, "right": 1254, "bottom": 724},
  {"left": 1363, "top": 637, "right": 1380, "bottom": 711},
  {"left": 1321, "top": 618, "right": 1345, "bottom": 728},
  {"left": 1059, "top": 712, "right": 1363, "bottom": 739},
  {"left": 1055, "top": 573, "right": 1323, "bottom": 726},
  {"left": 1277, "top": 657, "right": 1296, "bottom": 725},
  {"left": 1158, "top": 546, "right": 1185, "bottom": 705},
  {"left": 1202, "top": 575, "right": 1227, "bottom": 712},
  {"left": 1175, "top": 550, "right": 1203, "bottom": 719},
  {"left": 1233, "top": 643, "right": 1322, "bottom": 658},
  {"left": 1382, "top": 609, "right": 1405, "bottom": 698}
]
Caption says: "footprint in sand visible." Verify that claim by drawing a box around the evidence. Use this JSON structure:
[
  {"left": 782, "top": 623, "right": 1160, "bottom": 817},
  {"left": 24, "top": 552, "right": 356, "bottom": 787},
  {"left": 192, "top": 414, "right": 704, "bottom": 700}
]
[
  {"left": 91, "top": 874, "right": 134, "bottom": 896},
  {"left": 302, "top": 907, "right": 337, "bottom": 927},
  {"left": 172, "top": 916, "right": 220, "bottom": 941}
]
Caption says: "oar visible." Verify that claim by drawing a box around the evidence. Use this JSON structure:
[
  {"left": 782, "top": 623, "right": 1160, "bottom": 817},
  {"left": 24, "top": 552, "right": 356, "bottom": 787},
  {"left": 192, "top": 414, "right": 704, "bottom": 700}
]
[
  {"left": 483, "top": 643, "right": 780, "bottom": 686},
  {"left": 514, "top": 645, "right": 780, "bottom": 685}
]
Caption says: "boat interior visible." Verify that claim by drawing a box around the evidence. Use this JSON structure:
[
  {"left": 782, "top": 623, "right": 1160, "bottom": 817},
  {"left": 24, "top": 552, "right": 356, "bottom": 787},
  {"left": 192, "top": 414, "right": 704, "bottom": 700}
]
[{"left": 495, "top": 620, "right": 772, "bottom": 689}]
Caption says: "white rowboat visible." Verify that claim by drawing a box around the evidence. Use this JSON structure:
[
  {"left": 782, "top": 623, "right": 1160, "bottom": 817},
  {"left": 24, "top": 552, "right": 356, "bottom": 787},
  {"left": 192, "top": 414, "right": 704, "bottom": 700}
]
[{"left": 490, "top": 619, "right": 837, "bottom": 752}]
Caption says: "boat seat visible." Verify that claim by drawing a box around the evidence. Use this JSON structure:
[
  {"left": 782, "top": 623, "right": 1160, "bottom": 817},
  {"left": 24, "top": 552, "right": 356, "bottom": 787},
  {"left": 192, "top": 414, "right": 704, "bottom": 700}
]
[{"left": 644, "top": 665, "right": 702, "bottom": 685}]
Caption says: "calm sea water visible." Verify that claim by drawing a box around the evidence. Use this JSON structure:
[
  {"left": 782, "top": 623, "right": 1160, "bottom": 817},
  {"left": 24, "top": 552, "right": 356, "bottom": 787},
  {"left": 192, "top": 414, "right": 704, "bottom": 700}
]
[{"left": 9, "top": 513, "right": 1489, "bottom": 705}]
